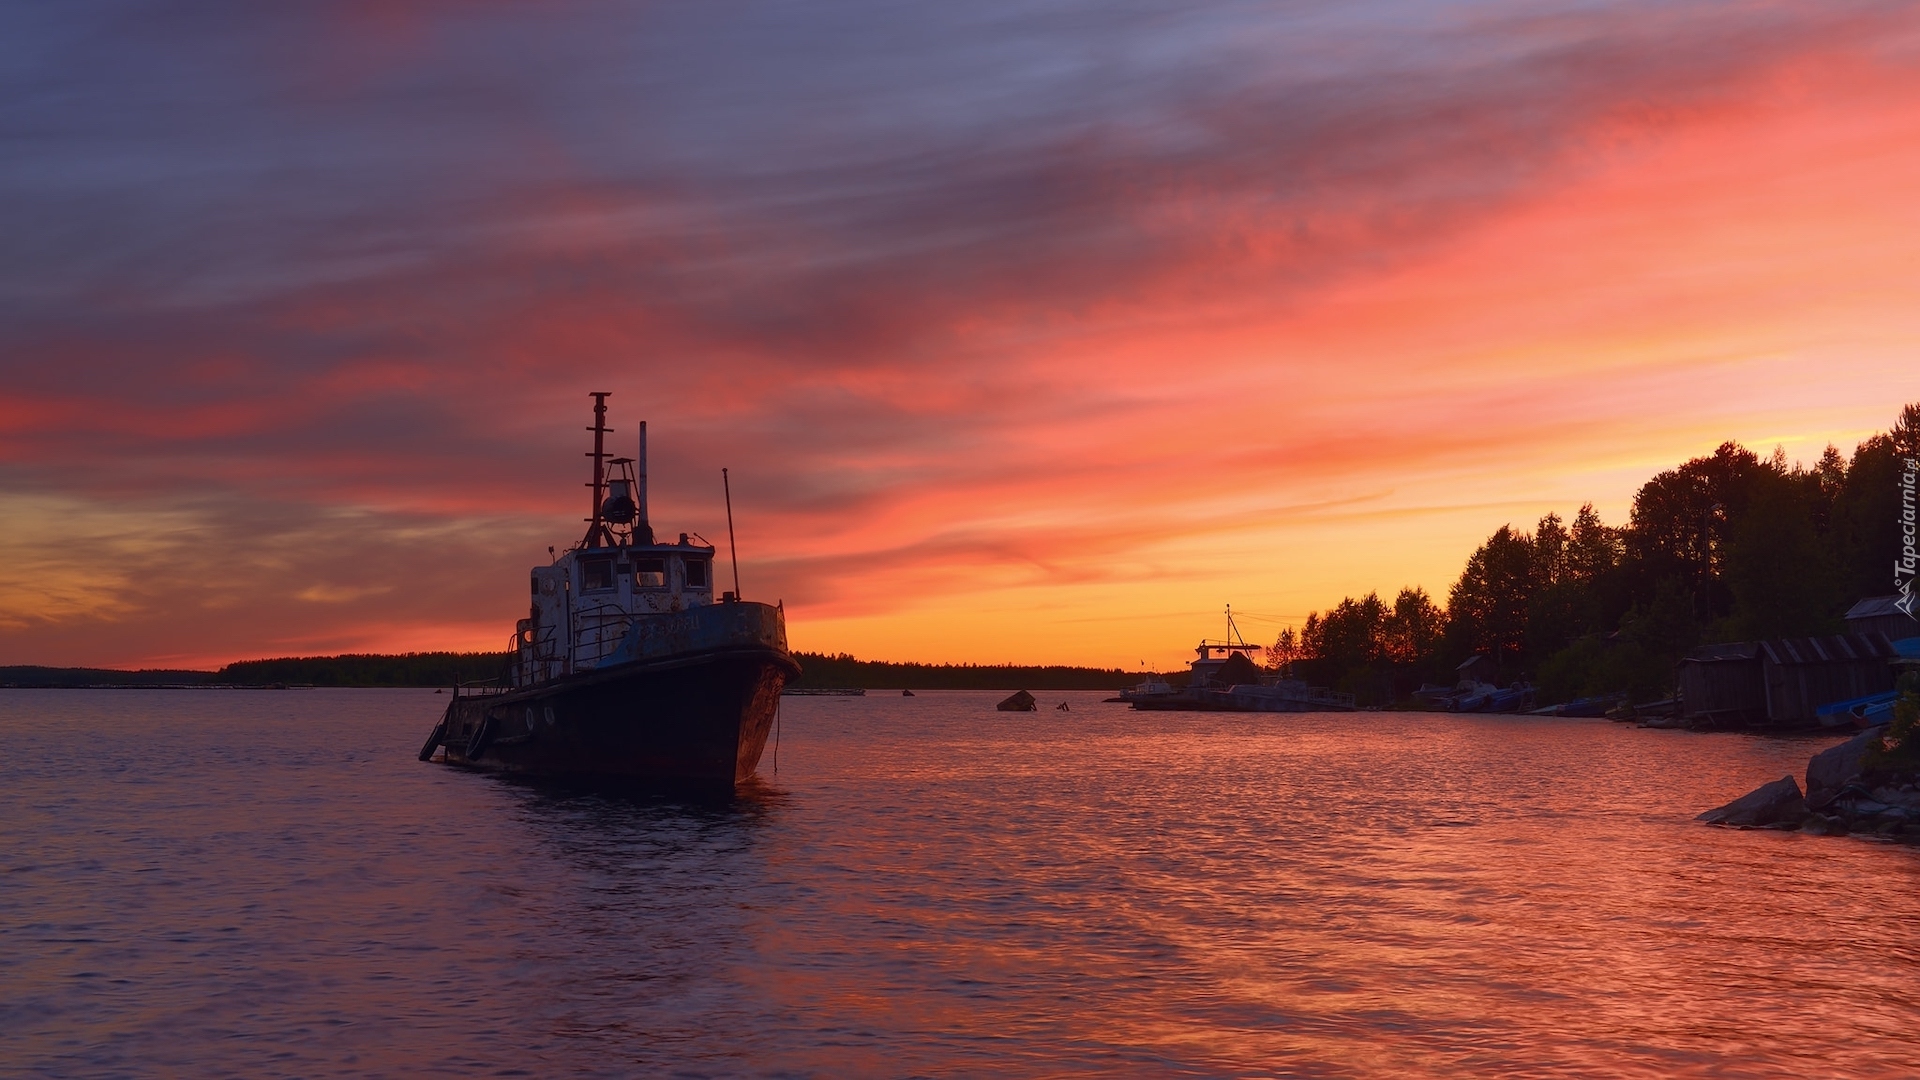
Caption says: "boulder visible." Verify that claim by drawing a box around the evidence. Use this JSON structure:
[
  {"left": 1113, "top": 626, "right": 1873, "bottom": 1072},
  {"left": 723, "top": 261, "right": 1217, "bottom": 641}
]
[
  {"left": 1806, "top": 726, "right": 1887, "bottom": 808},
  {"left": 1697, "top": 775, "right": 1807, "bottom": 827},
  {"left": 1871, "top": 786, "right": 1920, "bottom": 811}
]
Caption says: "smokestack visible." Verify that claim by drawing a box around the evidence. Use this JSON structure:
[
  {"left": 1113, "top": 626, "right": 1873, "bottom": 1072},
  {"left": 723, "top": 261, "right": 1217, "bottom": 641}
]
[{"left": 637, "top": 420, "right": 652, "bottom": 544}]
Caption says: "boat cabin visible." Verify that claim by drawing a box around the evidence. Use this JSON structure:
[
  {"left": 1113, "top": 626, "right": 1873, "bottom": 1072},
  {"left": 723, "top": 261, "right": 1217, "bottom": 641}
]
[
  {"left": 513, "top": 394, "right": 726, "bottom": 686},
  {"left": 1188, "top": 641, "right": 1264, "bottom": 688}
]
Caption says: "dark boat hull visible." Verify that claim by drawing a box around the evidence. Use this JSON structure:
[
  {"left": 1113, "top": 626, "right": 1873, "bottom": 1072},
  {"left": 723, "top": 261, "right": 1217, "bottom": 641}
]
[{"left": 434, "top": 645, "right": 799, "bottom": 788}]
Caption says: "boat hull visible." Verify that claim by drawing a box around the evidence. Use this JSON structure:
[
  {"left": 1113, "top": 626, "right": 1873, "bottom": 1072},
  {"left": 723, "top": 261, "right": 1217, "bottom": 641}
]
[{"left": 435, "top": 644, "right": 799, "bottom": 789}]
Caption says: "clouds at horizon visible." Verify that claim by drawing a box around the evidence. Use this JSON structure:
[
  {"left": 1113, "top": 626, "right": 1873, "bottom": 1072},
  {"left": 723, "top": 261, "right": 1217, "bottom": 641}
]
[{"left": 4, "top": 0, "right": 1918, "bottom": 666}]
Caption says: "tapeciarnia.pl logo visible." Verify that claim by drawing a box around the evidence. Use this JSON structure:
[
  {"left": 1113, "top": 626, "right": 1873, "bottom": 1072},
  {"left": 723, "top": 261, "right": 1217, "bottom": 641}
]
[{"left": 1899, "top": 458, "right": 1918, "bottom": 619}]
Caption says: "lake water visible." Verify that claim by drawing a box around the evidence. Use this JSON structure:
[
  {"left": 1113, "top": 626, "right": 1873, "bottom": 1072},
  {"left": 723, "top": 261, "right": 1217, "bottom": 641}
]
[{"left": 4, "top": 689, "right": 1918, "bottom": 1077}]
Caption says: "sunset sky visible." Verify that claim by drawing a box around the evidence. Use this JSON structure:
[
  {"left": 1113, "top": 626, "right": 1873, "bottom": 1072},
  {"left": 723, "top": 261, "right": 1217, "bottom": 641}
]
[{"left": 3, "top": 1, "right": 1917, "bottom": 670}]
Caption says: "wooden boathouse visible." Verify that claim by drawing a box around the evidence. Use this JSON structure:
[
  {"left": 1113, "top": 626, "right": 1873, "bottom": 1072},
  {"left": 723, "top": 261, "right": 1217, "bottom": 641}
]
[
  {"left": 1675, "top": 641, "right": 1767, "bottom": 727},
  {"left": 1844, "top": 595, "right": 1920, "bottom": 641},
  {"left": 1678, "top": 632, "right": 1898, "bottom": 728}
]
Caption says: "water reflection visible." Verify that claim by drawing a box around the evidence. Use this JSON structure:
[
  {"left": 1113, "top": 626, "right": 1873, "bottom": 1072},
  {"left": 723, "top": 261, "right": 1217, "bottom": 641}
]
[
  {"left": 485, "top": 774, "right": 795, "bottom": 1069},
  {"left": 6, "top": 689, "right": 1920, "bottom": 1077},
  {"left": 497, "top": 771, "right": 791, "bottom": 821}
]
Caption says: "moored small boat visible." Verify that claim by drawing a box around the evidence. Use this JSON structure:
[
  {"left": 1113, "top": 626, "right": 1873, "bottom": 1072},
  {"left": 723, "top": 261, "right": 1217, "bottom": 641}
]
[
  {"left": 1116, "top": 675, "right": 1177, "bottom": 705},
  {"left": 1528, "top": 693, "right": 1627, "bottom": 717},
  {"left": 1127, "top": 608, "right": 1356, "bottom": 713},
  {"left": 1814, "top": 690, "right": 1900, "bottom": 729}
]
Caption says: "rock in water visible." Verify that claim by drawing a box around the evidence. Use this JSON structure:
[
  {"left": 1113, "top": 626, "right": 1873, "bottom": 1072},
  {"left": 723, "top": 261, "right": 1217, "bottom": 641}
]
[
  {"left": 1805, "top": 726, "right": 1888, "bottom": 809},
  {"left": 1698, "top": 776, "right": 1807, "bottom": 827}
]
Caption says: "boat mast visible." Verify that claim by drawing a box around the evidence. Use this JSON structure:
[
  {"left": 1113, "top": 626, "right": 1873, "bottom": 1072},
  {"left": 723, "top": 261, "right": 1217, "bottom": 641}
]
[
  {"left": 1218, "top": 604, "right": 1250, "bottom": 657},
  {"left": 584, "top": 391, "right": 611, "bottom": 548}
]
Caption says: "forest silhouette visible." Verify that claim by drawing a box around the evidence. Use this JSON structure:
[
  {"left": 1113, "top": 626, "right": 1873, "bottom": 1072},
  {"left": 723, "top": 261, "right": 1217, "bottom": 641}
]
[{"left": 1274, "top": 403, "right": 1920, "bottom": 705}]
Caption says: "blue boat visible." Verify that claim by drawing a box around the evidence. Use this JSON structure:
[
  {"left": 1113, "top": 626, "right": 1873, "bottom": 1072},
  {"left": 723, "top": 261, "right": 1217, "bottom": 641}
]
[
  {"left": 1528, "top": 693, "right": 1627, "bottom": 718},
  {"left": 1482, "top": 685, "right": 1535, "bottom": 713},
  {"left": 1814, "top": 690, "right": 1899, "bottom": 729},
  {"left": 1447, "top": 682, "right": 1533, "bottom": 713}
]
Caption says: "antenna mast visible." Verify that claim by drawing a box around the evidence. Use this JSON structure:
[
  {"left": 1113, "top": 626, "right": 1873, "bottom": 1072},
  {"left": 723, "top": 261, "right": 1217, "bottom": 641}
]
[
  {"left": 584, "top": 391, "right": 611, "bottom": 548},
  {"left": 723, "top": 467, "right": 741, "bottom": 599}
]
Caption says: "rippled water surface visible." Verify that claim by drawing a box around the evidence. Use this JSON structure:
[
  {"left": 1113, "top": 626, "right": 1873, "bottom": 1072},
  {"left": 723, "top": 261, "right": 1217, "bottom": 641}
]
[{"left": 5, "top": 689, "right": 1919, "bottom": 1077}]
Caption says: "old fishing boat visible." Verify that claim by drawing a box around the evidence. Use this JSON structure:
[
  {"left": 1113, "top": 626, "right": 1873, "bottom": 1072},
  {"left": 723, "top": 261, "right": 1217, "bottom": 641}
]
[
  {"left": 1128, "top": 607, "right": 1357, "bottom": 713},
  {"left": 418, "top": 392, "right": 799, "bottom": 788}
]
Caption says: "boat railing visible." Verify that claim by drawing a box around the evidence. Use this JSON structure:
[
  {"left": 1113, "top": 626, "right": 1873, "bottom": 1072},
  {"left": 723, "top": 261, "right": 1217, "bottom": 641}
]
[
  {"left": 513, "top": 625, "right": 569, "bottom": 687},
  {"left": 504, "top": 601, "right": 655, "bottom": 685},
  {"left": 453, "top": 678, "right": 512, "bottom": 699},
  {"left": 572, "top": 600, "right": 635, "bottom": 671}
]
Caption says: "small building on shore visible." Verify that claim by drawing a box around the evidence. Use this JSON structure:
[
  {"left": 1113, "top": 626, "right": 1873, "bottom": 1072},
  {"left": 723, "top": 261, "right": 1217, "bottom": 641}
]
[
  {"left": 1844, "top": 595, "right": 1920, "bottom": 641},
  {"left": 1676, "top": 642, "right": 1767, "bottom": 728},
  {"left": 1456, "top": 653, "right": 1499, "bottom": 687},
  {"left": 1679, "top": 632, "right": 1897, "bottom": 728},
  {"left": 1760, "top": 633, "right": 1898, "bottom": 726}
]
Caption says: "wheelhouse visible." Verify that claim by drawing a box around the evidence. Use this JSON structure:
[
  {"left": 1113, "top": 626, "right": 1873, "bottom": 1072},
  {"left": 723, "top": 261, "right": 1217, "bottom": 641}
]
[{"left": 513, "top": 394, "right": 729, "bottom": 686}]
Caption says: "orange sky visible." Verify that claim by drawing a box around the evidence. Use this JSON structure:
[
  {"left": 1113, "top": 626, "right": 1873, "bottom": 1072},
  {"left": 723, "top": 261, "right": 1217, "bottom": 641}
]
[{"left": 1, "top": 2, "right": 1916, "bottom": 669}]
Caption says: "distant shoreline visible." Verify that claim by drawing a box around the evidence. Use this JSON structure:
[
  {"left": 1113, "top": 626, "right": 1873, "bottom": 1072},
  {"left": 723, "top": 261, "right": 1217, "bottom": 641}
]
[{"left": 1, "top": 652, "right": 1147, "bottom": 692}]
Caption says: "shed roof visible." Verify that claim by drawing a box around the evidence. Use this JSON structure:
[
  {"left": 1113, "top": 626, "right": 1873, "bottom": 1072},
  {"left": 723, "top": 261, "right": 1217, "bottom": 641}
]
[
  {"left": 1683, "top": 641, "right": 1761, "bottom": 663},
  {"left": 1759, "top": 632, "right": 1894, "bottom": 666},
  {"left": 1846, "top": 595, "right": 1912, "bottom": 620}
]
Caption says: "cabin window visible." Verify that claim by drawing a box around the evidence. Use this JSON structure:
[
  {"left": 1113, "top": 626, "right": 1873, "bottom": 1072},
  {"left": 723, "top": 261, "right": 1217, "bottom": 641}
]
[
  {"left": 633, "top": 557, "right": 666, "bottom": 588},
  {"left": 582, "top": 558, "right": 615, "bottom": 591},
  {"left": 683, "top": 558, "right": 710, "bottom": 588}
]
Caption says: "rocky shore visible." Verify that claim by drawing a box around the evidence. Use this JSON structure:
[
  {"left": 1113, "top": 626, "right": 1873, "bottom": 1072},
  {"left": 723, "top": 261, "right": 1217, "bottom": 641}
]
[{"left": 1699, "top": 726, "right": 1920, "bottom": 839}]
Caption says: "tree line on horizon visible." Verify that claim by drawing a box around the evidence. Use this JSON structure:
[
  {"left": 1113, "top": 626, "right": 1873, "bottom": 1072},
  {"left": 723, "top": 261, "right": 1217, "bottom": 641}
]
[
  {"left": 1272, "top": 402, "right": 1920, "bottom": 707},
  {"left": 2, "top": 651, "right": 1141, "bottom": 690},
  {"left": 0, "top": 653, "right": 517, "bottom": 688},
  {"left": 786, "top": 653, "right": 1135, "bottom": 690}
]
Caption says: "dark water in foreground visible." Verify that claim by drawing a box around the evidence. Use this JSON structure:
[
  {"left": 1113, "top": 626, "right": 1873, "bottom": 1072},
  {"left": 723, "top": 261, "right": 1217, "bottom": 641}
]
[{"left": 4, "top": 689, "right": 1918, "bottom": 1078}]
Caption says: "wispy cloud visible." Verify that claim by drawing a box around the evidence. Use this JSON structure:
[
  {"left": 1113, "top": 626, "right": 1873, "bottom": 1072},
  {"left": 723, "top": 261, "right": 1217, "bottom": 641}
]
[{"left": 2, "top": 0, "right": 1917, "bottom": 664}]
